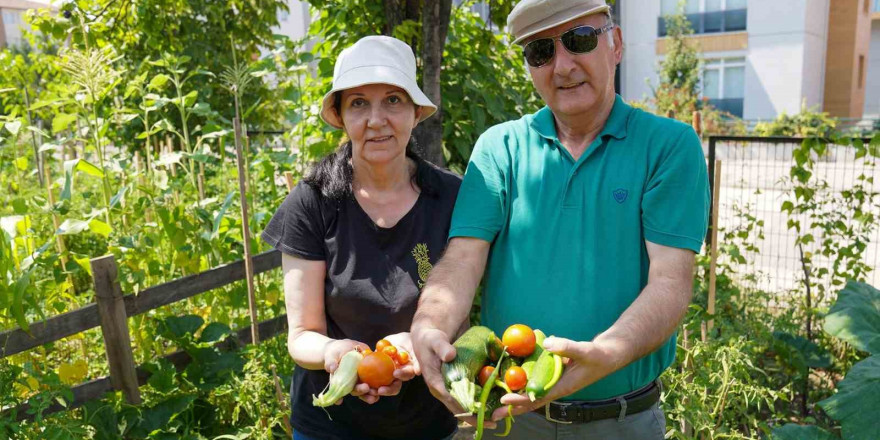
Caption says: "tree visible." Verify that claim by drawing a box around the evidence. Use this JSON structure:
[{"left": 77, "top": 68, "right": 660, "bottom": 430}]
[{"left": 652, "top": 5, "right": 701, "bottom": 120}]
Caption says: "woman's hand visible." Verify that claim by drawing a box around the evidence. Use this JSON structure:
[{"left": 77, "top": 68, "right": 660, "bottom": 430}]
[
  {"left": 321, "top": 339, "right": 369, "bottom": 406},
  {"left": 352, "top": 332, "right": 419, "bottom": 404}
]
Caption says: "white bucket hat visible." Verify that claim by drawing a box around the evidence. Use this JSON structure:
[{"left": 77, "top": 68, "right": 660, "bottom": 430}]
[
  {"left": 507, "top": 0, "right": 611, "bottom": 45},
  {"left": 320, "top": 35, "right": 437, "bottom": 129}
]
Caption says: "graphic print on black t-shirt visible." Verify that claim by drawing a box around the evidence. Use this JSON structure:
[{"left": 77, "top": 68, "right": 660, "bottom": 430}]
[{"left": 261, "top": 161, "right": 461, "bottom": 440}]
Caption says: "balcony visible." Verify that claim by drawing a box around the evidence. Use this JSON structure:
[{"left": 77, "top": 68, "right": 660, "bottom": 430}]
[{"left": 658, "top": 9, "right": 747, "bottom": 37}]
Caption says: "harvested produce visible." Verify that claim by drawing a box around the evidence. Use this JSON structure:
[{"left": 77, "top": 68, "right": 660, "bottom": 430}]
[
  {"left": 313, "top": 350, "right": 363, "bottom": 407},
  {"left": 442, "top": 325, "right": 493, "bottom": 413},
  {"left": 358, "top": 351, "right": 396, "bottom": 388}
]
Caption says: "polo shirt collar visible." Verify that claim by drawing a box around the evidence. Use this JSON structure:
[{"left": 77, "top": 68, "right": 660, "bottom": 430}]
[{"left": 530, "top": 94, "right": 631, "bottom": 142}]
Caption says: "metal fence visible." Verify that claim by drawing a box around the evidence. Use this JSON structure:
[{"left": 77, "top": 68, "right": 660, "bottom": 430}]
[{"left": 706, "top": 136, "right": 880, "bottom": 299}]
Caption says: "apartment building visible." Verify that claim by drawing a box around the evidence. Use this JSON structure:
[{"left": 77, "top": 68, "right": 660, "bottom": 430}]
[
  {"left": 619, "top": 0, "right": 877, "bottom": 120},
  {"left": 0, "top": 0, "right": 54, "bottom": 48}
]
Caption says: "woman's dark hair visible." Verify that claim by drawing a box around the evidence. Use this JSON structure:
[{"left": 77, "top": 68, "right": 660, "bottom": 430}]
[{"left": 303, "top": 92, "right": 438, "bottom": 200}]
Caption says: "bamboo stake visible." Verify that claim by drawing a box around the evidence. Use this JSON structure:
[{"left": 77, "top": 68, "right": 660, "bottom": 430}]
[
  {"left": 197, "top": 161, "right": 205, "bottom": 201},
  {"left": 692, "top": 111, "right": 702, "bottom": 137},
  {"left": 44, "top": 163, "right": 74, "bottom": 295},
  {"left": 166, "top": 136, "right": 176, "bottom": 177},
  {"left": 234, "top": 116, "right": 259, "bottom": 344},
  {"left": 707, "top": 160, "right": 722, "bottom": 334},
  {"left": 283, "top": 171, "right": 295, "bottom": 192}
]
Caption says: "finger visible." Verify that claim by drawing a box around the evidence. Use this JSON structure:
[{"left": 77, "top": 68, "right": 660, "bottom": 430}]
[
  {"left": 393, "top": 365, "right": 417, "bottom": 382},
  {"left": 431, "top": 337, "right": 457, "bottom": 363},
  {"left": 350, "top": 382, "right": 371, "bottom": 397},
  {"left": 457, "top": 414, "right": 496, "bottom": 430},
  {"left": 378, "top": 380, "right": 403, "bottom": 397},
  {"left": 542, "top": 337, "right": 591, "bottom": 363},
  {"left": 500, "top": 392, "right": 531, "bottom": 406},
  {"left": 358, "top": 394, "right": 379, "bottom": 404}
]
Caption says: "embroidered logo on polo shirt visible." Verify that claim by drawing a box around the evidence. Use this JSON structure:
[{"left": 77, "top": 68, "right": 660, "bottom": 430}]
[
  {"left": 613, "top": 189, "right": 628, "bottom": 204},
  {"left": 412, "top": 243, "right": 433, "bottom": 288}
]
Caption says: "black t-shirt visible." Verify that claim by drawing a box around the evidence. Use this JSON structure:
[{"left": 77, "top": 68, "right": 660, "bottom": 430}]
[{"left": 261, "top": 161, "right": 461, "bottom": 440}]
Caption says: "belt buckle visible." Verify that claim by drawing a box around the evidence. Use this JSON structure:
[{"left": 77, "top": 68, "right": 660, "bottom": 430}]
[{"left": 544, "top": 402, "right": 573, "bottom": 425}]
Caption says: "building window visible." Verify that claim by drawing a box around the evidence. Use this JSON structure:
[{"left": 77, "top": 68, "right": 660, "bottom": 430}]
[
  {"left": 858, "top": 55, "right": 865, "bottom": 89},
  {"left": 3, "top": 10, "right": 23, "bottom": 25},
  {"left": 659, "top": 0, "right": 747, "bottom": 36},
  {"left": 702, "top": 57, "right": 745, "bottom": 117},
  {"left": 874, "top": 0, "right": 880, "bottom": 13}
]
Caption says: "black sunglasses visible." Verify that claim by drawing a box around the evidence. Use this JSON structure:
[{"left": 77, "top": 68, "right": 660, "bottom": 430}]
[{"left": 522, "top": 24, "right": 615, "bottom": 68}]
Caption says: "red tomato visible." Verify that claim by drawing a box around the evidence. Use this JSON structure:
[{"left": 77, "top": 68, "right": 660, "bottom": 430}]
[
  {"left": 478, "top": 366, "right": 495, "bottom": 386},
  {"left": 504, "top": 366, "right": 528, "bottom": 391},
  {"left": 502, "top": 324, "right": 536, "bottom": 357},
  {"left": 358, "top": 352, "right": 395, "bottom": 388}
]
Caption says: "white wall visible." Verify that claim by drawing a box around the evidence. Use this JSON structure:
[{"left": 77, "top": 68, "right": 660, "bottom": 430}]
[
  {"left": 273, "top": 0, "right": 310, "bottom": 41},
  {"left": 743, "top": 0, "right": 812, "bottom": 119},
  {"left": 620, "top": 0, "right": 661, "bottom": 104},
  {"left": 801, "top": 0, "right": 830, "bottom": 111},
  {"left": 864, "top": 20, "right": 880, "bottom": 117}
]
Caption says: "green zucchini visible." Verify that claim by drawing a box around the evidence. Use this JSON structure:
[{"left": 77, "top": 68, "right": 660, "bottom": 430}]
[
  {"left": 525, "top": 347, "right": 563, "bottom": 402},
  {"left": 442, "top": 325, "right": 493, "bottom": 413},
  {"left": 521, "top": 329, "right": 546, "bottom": 377}
]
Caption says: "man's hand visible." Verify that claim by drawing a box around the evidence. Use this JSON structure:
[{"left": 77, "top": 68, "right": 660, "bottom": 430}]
[
  {"left": 412, "top": 327, "right": 499, "bottom": 429},
  {"left": 490, "top": 336, "right": 625, "bottom": 421}
]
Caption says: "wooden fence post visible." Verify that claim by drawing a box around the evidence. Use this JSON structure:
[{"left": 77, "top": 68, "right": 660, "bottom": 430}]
[
  {"left": 707, "top": 160, "right": 722, "bottom": 334},
  {"left": 91, "top": 255, "right": 142, "bottom": 405}
]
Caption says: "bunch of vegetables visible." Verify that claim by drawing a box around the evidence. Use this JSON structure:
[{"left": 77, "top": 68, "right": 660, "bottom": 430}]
[
  {"left": 443, "top": 324, "right": 564, "bottom": 439},
  {"left": 312, "top": 339, "right": 412, "bottom": 408}
]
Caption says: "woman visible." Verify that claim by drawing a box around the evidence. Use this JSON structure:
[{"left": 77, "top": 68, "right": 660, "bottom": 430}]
[{"left": 261, "top": 36, "right": 461, "bottom": 440}]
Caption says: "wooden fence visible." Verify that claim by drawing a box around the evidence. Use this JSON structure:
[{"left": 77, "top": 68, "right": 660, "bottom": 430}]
[{"left": 0, "top": 250, "right": 284, "bottom": 421}]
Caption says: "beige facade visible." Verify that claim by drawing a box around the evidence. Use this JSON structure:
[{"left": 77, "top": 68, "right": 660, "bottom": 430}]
[
  {"left": 823, "top": 0, "right": 874, "bottom": 118},
  {"left": 0, "top": 0, "right": 53, "bottom": 49}
]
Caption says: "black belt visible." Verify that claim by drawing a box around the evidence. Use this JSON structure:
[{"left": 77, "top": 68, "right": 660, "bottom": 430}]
[{"left": 532, "top": 380, "right": 661, "bottom": 424}]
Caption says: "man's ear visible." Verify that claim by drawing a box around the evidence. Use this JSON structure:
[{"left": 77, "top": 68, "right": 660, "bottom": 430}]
[{"left": 613, "top": 27, "right": 624, "bottom": 64}]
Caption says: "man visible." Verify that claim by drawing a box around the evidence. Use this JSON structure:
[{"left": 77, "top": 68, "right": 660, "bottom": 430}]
[{"left": 411, "top": 0, "right": 709, "bottom": 438}]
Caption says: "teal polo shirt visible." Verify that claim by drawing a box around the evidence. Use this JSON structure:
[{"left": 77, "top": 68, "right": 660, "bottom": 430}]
[{"left": 450, "top": 95, "right": 709, "bottom": 401}]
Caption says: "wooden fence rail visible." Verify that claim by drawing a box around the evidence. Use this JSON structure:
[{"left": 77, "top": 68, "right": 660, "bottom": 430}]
[
  {"left": 0, "top": 249, "right": 285, "bottom": 422},
  {"left": 0, "top": 250, "right": 281, "bottom": 359}
]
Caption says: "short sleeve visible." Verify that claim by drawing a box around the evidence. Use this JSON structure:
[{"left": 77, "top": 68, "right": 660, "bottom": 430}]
[
  {"left": 449, "top": 130, "right": 509, "bottom": 243},
  {"left": 261, "top": 182, "right": 326, "bottom": 260},
  {"left": 641, "top": 127, "right": 709, "bottom": 253}
]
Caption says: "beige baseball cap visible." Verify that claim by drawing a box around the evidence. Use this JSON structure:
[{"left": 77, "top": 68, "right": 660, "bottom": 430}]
[
  {"left": 320, "top": 35, "right": 437, "bottom": 129},
  {"left": 507, "top": 0, "right": 611, "bottom": 45}
]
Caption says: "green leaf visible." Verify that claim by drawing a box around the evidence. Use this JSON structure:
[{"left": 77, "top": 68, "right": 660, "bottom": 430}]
[
  {"left": 212, "top": 192, "right": 236, "bottom": 238},
  {"left": 818, "top": 356, "right": 880, "bottom": 440},
  {"left": 12, "top": 268, "right": 34, "bottom": 332},
  {"left": 52, "top": 113, "right": 77, "bottom": 134},
  {"left": 14, "top": 157, "right": 28, "bottom": 171},
  {"left": 824, "top": 281, "right": 880, "bottom": 354},
  {"left": 161, "top": 314, "right": 204, "bottom": 340},
  {"left": 143, "top": 359, "right": 176, "bottom": 393},
  {"left": 57, "top": 219, "right": 90, "bottom": 235},
  {"left": 199, "top": 322, "right": 232, "bottom": 343},
  {"left": 771, "top": 424, "right": 836, "bottom": 440},
  {"left": 148, "top": 74, "right": 170, "bottom": 90},
  {"left": 772, "top": 331, "right": 832, "bottom": 371},
  {"left": 110, "top": 185, "right": 128, "bottom": 208},
  {"left": 88, "top": 219, "right": 112, "bottom": 238},
  {"left": 130, "top": 394, "right": 196, "bottom": 437},
  {"left": 4, "top": 120, "right": 22, "bottom": 136},
  {"left": 61, "top": 159, "right": 104, "bottom": 201}
]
